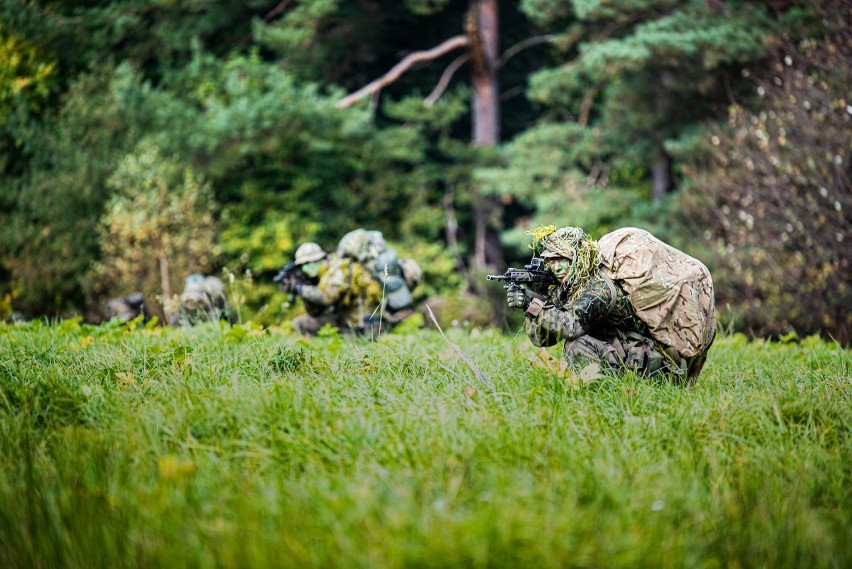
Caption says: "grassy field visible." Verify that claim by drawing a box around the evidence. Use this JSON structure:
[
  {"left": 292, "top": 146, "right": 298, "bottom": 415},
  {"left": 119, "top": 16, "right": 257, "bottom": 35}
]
[{"left": 1, "top": 317, "right": 850, "bottom": 568}]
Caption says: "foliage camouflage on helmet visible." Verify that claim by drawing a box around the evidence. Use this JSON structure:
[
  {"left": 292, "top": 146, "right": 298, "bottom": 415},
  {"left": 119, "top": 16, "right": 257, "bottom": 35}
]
[
  {"left": 527, "top": 225, "right": 558, "bottom": 255},
  {"left": 527, "top": 225, "right": 601, "bottom": 301}
]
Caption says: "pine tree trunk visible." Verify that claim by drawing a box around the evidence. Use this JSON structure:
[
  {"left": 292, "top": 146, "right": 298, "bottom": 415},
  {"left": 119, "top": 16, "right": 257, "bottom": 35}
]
[
  {"left": 467, "top": 0, "right": 503, "bottom": 272},
  {"left": 653, "top": 71, "right": 674, "bottom": 201},
  {"left": 652, "top": 147, "right": 672, "bottom": 201}
]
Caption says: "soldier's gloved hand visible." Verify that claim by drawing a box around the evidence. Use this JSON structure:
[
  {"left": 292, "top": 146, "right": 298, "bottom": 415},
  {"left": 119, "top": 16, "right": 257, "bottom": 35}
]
[
  {"left": 506, "top": 284, "right": 530, "bottom": 310},
  {"left": 278, "top": 277, "right": 298, "bottom": 293}
]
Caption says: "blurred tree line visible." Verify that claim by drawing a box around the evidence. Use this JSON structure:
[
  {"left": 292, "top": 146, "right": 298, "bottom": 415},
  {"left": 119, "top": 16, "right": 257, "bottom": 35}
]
[{"left": 0, "top": 0, "right": 848, "bottom": 342}]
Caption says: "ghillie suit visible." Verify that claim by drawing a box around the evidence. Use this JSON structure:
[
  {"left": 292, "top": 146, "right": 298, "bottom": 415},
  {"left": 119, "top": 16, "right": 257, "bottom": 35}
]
[{"left": 523, "top": 226, "right": 716, "bottom": 381}]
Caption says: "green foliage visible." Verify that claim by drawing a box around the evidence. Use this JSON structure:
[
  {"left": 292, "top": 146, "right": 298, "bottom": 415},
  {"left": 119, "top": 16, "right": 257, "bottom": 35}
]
[
  {"left": 0, "top": 64, "right": 149, "bottom": 316},
  {"left": 679, "top": 4, "right": 852, "bottom": 343},
  {"left": 479, "top": 122, "right": 689, "bottom": 261},
  {"left": 87, "top": 143, "right": 220, "bottom": 322},
  {"left": 1, "top": 0, "right": 846, "bottom": 347},
  {"left": 0, "top": 23, "right": 56, "bottom": 128},
  {"left": 523, "top": 0, "right": 784, "bottom": 177},
  {"left": 520, "top": 0, "right": 575, "bottom": 26},
  {"left": 219, "top": 208, "right": 322, "bottom": 275},
  {"left": 0, "top": 323, "right": 850, "bottom": 567},
  {"left": 254, "top": 0, "right": 344, "bottom": 57}
]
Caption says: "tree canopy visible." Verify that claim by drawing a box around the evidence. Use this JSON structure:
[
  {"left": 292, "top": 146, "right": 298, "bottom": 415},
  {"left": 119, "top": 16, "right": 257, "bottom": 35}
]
[{"left": 0, "top": 0, "right": 848, "bottom": 341}]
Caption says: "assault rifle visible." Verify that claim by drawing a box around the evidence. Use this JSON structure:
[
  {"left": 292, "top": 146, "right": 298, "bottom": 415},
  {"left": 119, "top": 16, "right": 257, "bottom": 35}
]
[
  {"left": 273, "top": 261, "right": 311, "bottom": 302},
  {"left": 486, "top": 257, "right": 557, "bottom": 297}
]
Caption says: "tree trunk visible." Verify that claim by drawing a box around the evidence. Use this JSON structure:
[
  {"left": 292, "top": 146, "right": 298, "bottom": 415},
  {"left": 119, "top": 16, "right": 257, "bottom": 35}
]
[
  {"left": 469, "top": 0, "right": 499, "bottom": 145},
  {"left": 653, "top": 71, "right": 675, "bottom": 201},
  {"left": 652, "top": 147, "right": 673, "bottom": 201},
  {"left": 467, "top": 0, "right": 503, "bottom": 273}
]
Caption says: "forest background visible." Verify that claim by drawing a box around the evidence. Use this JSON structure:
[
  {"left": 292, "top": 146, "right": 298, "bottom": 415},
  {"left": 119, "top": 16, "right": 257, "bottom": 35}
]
[{"left": 1, "top": 0, "right": 849, "bottom": 343}]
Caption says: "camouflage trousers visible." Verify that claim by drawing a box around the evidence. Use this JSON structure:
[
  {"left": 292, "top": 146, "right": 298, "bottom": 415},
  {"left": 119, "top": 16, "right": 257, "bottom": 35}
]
[
  {"left": 291, "top": 313, "right": 390, "bottom": 339},
  {"left": 563, "top": 331, "right": 685, "bottom": 378}
]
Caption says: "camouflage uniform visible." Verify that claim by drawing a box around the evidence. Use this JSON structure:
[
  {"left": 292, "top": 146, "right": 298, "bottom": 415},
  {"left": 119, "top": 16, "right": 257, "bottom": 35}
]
[
  {"left": 514, "top": 226, "right": 687, "bottom": 378},
  {"left": 291, "top": 253, "right": 385, "bottom": 337},
  {"left": 172, "top": 275, "right": 236, "bottom": 327},
  {"left": 523, "top": 274, "right": 675, "bottom": 376},
  {"left": 104, "top": 292, "right": 146, "bottom": 323}
]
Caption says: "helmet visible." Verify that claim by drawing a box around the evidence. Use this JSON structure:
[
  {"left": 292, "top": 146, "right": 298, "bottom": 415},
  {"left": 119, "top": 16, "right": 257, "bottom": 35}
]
[
  {"left": 531, "top": 226, "right": 601, "bottom": 295},
  {"left": 540, "top": 248, "right": 565, "bottom": 259},
  {"left": 337, "top": 229, "right": 369, "bottom": 260},
  {"left": 294, "top": 242, "right": 326, "bottom": 265},
  {"left": 125, "top": 292, "right": 144, "bottom": 309},
  {"left": 364, "top": 230, "right": 386, "bottom": 261},
  {"left": 400, "top": 259, "right": 422, "bottom": 290},
  {"left": 202, "top": 276, "right": 226, "bottom": 298},
  {"left": 537, "top": 227, "right": 593, "bottom": 261},
  {"left": 183, "top": 274, "right": 207, "bottom": 298}
]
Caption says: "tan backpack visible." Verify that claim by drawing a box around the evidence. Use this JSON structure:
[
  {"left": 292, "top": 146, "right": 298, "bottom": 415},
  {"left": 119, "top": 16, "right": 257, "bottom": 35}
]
[{"left": 598, "top": 227, "right": 717, "bottom": 360}]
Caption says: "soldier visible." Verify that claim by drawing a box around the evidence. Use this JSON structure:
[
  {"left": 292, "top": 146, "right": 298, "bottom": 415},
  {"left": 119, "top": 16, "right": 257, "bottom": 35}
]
[
  {"left": 104, "top": 292, "right": 146, "bottom": 323},
  {"left": 507, "top": 226, "right": 715, "bottom": 380},
  {"left": 337, "top": 228, "right": 420, "bottom": 327},
  {"left": 275, "top": 242, "right": 328, "bottom": 296},
  {"left": 171, "top": 274, "right": 236, "bottom": 327},
  {"left": 277, "top": 242, "right": 331, "bottom": 331},
  {"left": 284, "top": 245, "right": 384, "bottom": 337}
]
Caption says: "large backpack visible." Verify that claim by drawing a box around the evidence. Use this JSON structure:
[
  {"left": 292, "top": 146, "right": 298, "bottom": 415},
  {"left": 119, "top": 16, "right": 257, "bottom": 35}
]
[
  {"left": 597, "top": 227, "right": 716, "bottom": 360},
  {"left": 337, "top": 230, "right": 415, "bottom": 312}
]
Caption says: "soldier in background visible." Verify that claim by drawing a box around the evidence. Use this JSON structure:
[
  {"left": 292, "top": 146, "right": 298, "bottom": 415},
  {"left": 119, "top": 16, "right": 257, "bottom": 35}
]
[
  {"left": 171, "top": 274, "right": 236, "bottom": 327},
  {"left": 277, "top": 242, "right": 330, "bottom": 332},
  {"left": 336, "top": 228, "right": 421, "bottom": 328},
  {"left": 275, "top": 242, "right": 328, "bottom": 302},
  {"left": 104, "top": 292, "right": 146, "bottom": 323},
  {"left": 284, "top": 234, "right": 384, "bottom": 337}
]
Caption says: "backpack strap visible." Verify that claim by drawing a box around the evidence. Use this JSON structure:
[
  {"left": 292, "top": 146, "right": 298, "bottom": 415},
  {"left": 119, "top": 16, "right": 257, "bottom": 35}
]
[{"left": 600, "top": 273, "right": 618, "bottom": 318}]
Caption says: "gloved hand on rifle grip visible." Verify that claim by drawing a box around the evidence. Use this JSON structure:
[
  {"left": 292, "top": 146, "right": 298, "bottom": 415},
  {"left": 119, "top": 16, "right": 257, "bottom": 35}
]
[
  {"left": 506, "top": 284, "right": 531, "bottom": 310},
  {"left": 278, "top": 276, "right": 299, "bottom": 294}
]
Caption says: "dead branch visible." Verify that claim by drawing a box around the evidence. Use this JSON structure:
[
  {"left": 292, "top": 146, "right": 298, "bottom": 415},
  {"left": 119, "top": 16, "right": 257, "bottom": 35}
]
[
  {"left": 425, "top": 305, "right": 497, "bottom": 398},
  {"left": 336, "top": 35, "right": 470, "bottom": 109},
  {"left": 578, "top": 80, "right": 605, "bottom": 128},
  {"left": 496, "top": 34, "right": 555, "bottom": 69},
  {"left": 263, "top": 0, "right": 292, "bottom": 22},
  {"left": 425, "top": 54, "right": 470, "bottom": 106}
]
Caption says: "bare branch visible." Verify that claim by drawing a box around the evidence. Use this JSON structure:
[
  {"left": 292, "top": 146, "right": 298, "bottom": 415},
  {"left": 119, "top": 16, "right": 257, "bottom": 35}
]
[
  {"left": 578, "top": 80, "right": 605, "bottom": 128},
  {"left": 496, "top": 34, "right": 555, "bottom": 69},
  {"left": 336, "top": 35, "right": 470, "bottom": 109},
  {"left": 424, "top": 54, "right": 470, "bottom": 106},
  {"left": 264, "top": 0, "right": 292, "bottom": 22}
]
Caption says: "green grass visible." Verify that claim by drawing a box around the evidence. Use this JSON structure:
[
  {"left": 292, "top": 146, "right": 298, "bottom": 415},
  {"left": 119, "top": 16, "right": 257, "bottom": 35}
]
[{"left": 1, "top": 318, "right": 850, "bottom": 568}]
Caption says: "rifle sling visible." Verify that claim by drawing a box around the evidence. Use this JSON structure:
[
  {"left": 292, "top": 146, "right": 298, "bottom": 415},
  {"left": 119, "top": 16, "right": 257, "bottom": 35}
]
[{"left": 601, "top": 274, "right": 618, "bottom": 317}]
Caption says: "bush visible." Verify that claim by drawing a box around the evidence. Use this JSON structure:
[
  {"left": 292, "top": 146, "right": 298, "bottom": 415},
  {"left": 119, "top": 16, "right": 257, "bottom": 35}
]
[{"left": 682, "top": 3, "right": 851, "bottom": 343}]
